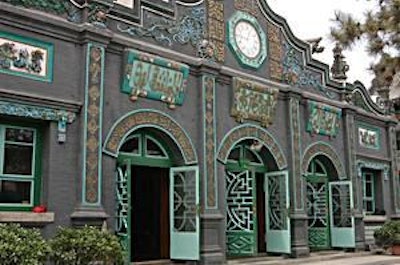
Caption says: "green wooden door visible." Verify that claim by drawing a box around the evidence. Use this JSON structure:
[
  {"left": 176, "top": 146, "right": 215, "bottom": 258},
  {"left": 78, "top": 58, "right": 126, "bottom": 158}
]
[
  {"left": 170, "top": 166, "right": 200, "bottom": 260},
  {"left": 265, "top": 171, "right": 291, "bottom": 254},
  {"left": 226, "top": 169, "right": 257, "bottom": 256},
  {"left": 329, "top": 181, "right": 355, "bottom": 248},
  {"left": 306, "top": 160, "right": 330, "bottom": 249},
  {"left": 115, "top": 159, "right": 131, "bottom": 262}
]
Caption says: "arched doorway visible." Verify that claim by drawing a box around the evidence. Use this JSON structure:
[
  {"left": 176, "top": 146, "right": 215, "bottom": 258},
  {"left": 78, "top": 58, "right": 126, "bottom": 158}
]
[
  {"left": 306, "top": 155, "right": 355, "bottom": 250},
  {"left": 115, "top": 128, "right": 199, "bottom": 263},
  {"left": 224, "top": 139, "right": 290, "bottom": 257}
]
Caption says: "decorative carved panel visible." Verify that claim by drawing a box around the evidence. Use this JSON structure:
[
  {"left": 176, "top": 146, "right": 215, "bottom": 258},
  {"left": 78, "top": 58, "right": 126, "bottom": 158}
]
[
  {"left": 0, "top": 31, "right": 53, "bottom": 82},
  {"left": 231, "top": 78, "right": 279, "bottom": 127},
  {"left": 307, "top": 101, "right": 341, "bottom": 137},
  {"left": 358, "top": 124, "right": 380, "bottom": 149},
  {"left": 121, "top": 49, "right": 189, "bottom": 109}
]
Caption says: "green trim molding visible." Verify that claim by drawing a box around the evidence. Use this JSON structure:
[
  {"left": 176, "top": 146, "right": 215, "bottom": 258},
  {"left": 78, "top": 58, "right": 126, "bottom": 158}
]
[
  {"left": 0, "top": 101, "right": 76, "bottom": 143},
  {"left": 0, "top": 31, "right": 54, "bottom": 82},
  {"left": 227, "top": 11, "right": 267, "bottom": 69},
  {"left": 356, "top": 159, "right": 389, "bottom": 181},
  {"left": 121, "top": 49, "right": 189, "bottom": 109},
  {"left": 307, "top": 100, "right": 342, "bottom": 137},
  {"left": 231, "top": 77, "right": 279, "bottom": 128},
  {"left": 357, "top": 122, "right": 381, "bottom": 150}
]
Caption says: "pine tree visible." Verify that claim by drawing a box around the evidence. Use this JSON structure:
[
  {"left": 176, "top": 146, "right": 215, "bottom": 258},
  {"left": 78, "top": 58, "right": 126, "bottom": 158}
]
[{"left": 330, "top": 0, "right": 400, "bottom": 92}]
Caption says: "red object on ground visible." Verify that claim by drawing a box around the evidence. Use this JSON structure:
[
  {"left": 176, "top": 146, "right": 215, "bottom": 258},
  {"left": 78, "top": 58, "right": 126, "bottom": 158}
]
[{"left": 32, "top": 205, "right": 47, "bottom": 213}]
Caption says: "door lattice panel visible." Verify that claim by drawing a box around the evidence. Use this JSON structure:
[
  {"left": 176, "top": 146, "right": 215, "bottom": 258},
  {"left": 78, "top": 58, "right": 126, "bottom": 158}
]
[
  {"left": 115, "top": 164, "right": 130, "bottom": 253},
  {"left": 306, "top": 181, "right": 330, "bottom": 249},
  {"left": 226, "top": 170, "right": 256, "bottom": 256}
]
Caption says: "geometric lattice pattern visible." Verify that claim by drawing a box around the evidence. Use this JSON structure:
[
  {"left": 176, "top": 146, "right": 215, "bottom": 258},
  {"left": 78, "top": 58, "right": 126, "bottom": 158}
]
[
  {"left": 115, "top": 164, "right": 130, "bottom": 253},
  {"left": 226, "top": 170, "right": 254, "bottom": 232},
  {"left": 308, "top": 228, "right": 329, "bottom": 249},
  {"left": 268, "top": 175, "right": 287, "bottom": 230},
  {"left": 331, "top": 184, "right": 352, "bottom": 228},
  {"left": 173, "top": 171, "right": 197, "bottom": 232},
  {"left": 307, "top": 181, "right": 329, "bottom": 249},
  {"left": 226, "top": 170, "right": 256, "bottom": 256},
  {"left": 226, "top": 234, "right": 256, "bottom": 256}
]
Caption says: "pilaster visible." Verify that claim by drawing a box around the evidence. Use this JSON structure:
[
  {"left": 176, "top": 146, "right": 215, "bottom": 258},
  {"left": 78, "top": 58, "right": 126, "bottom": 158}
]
[
  {"left": 288, "top": 92, "right": 309, "bottom": 257},
  {"left": 199, "top": 62, "right": 225, "bottom": 265},
  {"left": 72, "top": 37, "right": 109, "bottom": 225}
]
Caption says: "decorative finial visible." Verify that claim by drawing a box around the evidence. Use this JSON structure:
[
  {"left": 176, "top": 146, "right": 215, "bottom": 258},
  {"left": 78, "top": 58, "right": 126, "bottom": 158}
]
[{"left": 331, "top": 43, "right": 349, "bottom": 80}]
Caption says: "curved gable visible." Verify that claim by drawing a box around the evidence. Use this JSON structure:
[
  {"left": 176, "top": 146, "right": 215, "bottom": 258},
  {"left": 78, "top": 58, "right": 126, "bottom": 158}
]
[{"left": 351, "top": 81, "right": 385, "bottom": 115}]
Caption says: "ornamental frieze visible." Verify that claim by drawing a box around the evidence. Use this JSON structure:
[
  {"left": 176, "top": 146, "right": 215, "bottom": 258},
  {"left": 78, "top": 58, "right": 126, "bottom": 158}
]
[
  {"left": 231, "top": 78, "right": 279, "bottom": 128},
  {"left": 306, "top": 100, "right": 341, "bottom": 137},
  {"left": 282, "top": 42, "right": 334, "bottom": 99},
  {"left": 0, "top": 31, "right": 53, "bottom": 82},
  {"left": 121, "top": 49, "right": 189, "bottom": 109},
  {"left": 117, "top": 7, "right": 206, "bottom": 48}
]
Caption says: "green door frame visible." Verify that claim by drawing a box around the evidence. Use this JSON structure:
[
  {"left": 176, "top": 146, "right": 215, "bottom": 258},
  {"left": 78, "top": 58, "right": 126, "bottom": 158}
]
[{"left": 116, "top": 132, "right": 173, "bottom": 263}]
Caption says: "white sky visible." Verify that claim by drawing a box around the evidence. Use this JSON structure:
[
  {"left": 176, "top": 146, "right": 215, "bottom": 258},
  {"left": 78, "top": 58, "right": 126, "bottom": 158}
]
[{"left": 267, "top": 0, "right": 377, "bottom": 88}]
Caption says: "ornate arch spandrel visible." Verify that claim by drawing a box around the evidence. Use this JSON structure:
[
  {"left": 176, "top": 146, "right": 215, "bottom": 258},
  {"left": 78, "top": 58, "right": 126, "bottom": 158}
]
[
  {"left": 217, "top": 125, "right": 287, "bottom": 170},
  {"left": 302, "top": 142, "right": 346, "bottom": 179},
  {"left": 103, "top": 109, "right": 197, "bottom": 164}
]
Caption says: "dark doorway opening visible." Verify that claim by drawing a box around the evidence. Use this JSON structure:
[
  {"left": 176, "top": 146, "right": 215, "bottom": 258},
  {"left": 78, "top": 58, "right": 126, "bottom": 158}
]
[
  {"left": 131, "top": 166, "right": 170, "bottom": 262},
  {"left": 256, "top": 173, "right": 267, "bottom": 253}
]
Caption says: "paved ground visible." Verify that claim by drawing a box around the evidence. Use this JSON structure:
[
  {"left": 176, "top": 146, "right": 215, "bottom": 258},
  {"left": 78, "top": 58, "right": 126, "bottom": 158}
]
[
  {"left": 228, "top": 252, "right": 400, "bottom": 265},
  {"left": 305, "top": 255, "right": 400, "bottom": 265}
]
